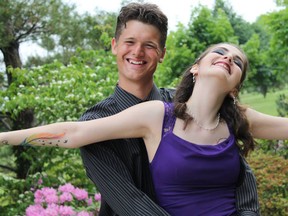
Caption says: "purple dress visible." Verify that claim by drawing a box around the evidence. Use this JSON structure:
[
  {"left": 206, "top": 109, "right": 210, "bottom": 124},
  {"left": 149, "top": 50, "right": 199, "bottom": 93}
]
[{"left": 150, "top": 102, "right": 240, "bottom": 216}]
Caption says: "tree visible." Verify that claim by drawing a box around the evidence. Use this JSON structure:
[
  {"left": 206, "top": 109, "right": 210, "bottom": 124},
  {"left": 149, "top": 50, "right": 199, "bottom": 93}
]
[
  {"left": 213, "top": 0, "right": 255, "bottom": 44},
  {"left": 242, "top": 34, "right": 272, "bottom": 97},
  {"left": 157, "top": 3, "right": 245, "bottom": 86},
  {"left": 0, "top": 0, "right": 117, "bottom": 179},
  {"left": 25, "top": 10, "right": 117, "bottom": 67},
  {"left": 261, "top": 4, "right": 288, "bottom": 84},
  {"left": 0, "top": 0, "right": 74, "bottom": 82},
  {"left": 0, "top": 0, "right": 77, "bottom": 179},
  {"left": 0, "top": 48, "right": 118, "bottom": 179},
  {"left": 155, "top": 23, "right": 195, "bottom": 86},
  {"left": 241, "top": 3, "right": 288, "bottom": 97}
]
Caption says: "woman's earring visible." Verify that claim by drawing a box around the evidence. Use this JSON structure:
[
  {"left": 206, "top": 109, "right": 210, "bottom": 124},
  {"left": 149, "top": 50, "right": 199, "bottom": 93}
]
[
  {"left": 193, "top": 74, "right": 196, "bottom": 83},
  {"left": 233, "top": 96, "right": 237, "bottom": 105}
]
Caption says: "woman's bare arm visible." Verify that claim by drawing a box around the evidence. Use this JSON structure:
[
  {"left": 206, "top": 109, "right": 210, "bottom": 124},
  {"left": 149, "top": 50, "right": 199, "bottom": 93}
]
[
  {"left": 0, "top": 101, "right": 164, "bottom": 149},
  {"left": 246, "top": 108, "right": 288, "bottom": 140}
]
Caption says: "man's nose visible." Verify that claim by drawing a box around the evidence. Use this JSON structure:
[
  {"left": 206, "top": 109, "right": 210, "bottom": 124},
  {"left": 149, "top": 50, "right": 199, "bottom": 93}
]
[{"left": 132, "top": 44, "right": 145, "bottom": 57}]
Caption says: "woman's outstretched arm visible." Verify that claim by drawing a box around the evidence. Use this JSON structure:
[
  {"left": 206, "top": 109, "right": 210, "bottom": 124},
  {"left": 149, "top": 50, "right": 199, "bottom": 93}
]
[
  {"left": 0, "top": 121, "right": 82, "bottom": 148},
  {"left": 246, "top": 108, "right": 288, "bottom": 140},
  {"left": 0, "top": 101, "right": 164, "bottom": 149}
]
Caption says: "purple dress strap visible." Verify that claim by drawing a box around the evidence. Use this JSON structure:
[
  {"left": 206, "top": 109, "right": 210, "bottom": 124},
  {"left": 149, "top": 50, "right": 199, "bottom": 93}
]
[{"left": 162, "top": 102, "right": 176, "bottom": 137}]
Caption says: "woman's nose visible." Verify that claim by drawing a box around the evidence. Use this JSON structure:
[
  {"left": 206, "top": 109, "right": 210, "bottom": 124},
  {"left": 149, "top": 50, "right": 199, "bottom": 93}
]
[{"left": 224, "top": 54, "right": 232, "bottom": 63}]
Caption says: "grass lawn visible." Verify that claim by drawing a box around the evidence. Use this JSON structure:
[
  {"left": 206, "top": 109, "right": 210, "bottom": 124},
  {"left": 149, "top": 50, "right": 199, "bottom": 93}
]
[{"left": 240, "top": 88, "right": 288, "bottom": 116}]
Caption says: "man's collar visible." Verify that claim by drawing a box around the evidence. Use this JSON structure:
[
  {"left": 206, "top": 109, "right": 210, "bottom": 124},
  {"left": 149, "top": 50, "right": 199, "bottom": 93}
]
[{"left": 114, "top": 83, "right": 162, "bottom": 109}]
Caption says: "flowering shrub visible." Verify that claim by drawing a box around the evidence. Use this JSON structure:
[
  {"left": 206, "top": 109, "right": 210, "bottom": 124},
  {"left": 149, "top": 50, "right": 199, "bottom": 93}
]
[
  {"left": 247, "top": 150, "right": 288, "bottom": 215},
  {"left": 26, "top": 183, "right": 101, "bottom": 216}
]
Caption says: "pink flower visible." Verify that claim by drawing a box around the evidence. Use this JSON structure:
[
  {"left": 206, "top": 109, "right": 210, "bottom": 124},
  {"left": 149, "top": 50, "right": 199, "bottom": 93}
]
[
  {"left": 34, "top": 189, "right": 44, "bottom": 204},
  {"left": 25, "top": 204, "right": 44, "bottom": 216},
  {"left": 45, "top": 194, "right": 59, "bottom": 204},
  {"left": 73, "top": 188, "right": 88, "bottom": 200},
  {"left": 44, "top": 203, "right": 59, "bottom": 216},
  {"left": 58, "top": 205, "right": 76, "bottom": 216},
  {"left": 86, "top": 197, "right": 93, "bottom": 206},
  {"left": 38, "top": 178, "right": 43, "bottom": 185},
  {"left": 59, "top": 183, "right": 75, "bottom": 193},
  {"left": 94, "top": 193, "right": 101, "bottom": 202},
  {"left": 42, "top": 187, "right": 58, "bottom": 204},
  {"left": 77, "top": 211, "right": 93, "bottom": 216},
  {"left": 42, "top": 187, "right": 57, "bottom": 196},
  {"left": 60, "top": 192, "right": 73, "bottom": 203},
  {"left": 26, "top": 183, "right": 98, "bottom": 216}
]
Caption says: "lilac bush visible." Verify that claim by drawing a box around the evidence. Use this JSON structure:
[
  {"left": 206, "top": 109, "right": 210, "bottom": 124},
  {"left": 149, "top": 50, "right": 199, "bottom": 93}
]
[{"left": 26, "top": 183, "right": 101, "bottom": 216}]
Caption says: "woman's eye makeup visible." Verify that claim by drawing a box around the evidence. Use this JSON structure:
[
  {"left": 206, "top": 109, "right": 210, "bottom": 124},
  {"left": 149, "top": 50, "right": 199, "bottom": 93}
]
[
  {"left": 212, "top": 48, "right": 243, "bottom": 71},
  {"left": 234, "top": 59, "right": 243, "bottom": 70},
  {"left": 212, "top": 48, "right": 225, "bottom": 55}
]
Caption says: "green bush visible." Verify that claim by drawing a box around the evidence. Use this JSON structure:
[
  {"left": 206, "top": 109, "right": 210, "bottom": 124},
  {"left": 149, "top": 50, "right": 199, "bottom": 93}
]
[
  {"left": 0, "top": 49, "right": 116, "bottom": 214},
  {"left": 0, "top": 152, "right": 97, "bottom": 216},
  {"left": 247, "top": 150, "right": 288, "bottom": 215},
  {"left": 0, "top": 172, "right": 41, "bottom": 215}
]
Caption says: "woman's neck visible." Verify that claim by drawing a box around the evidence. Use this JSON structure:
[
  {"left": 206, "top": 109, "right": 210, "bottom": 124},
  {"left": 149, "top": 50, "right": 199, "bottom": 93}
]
[{"left": 186, "top": 86, "right": 224, "bottom": 126}]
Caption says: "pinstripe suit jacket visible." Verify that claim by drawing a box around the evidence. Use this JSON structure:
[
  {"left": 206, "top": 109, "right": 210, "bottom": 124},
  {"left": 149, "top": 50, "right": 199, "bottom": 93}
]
[{"left": 80, "top": 84, "right": 260, "bottom": 216}]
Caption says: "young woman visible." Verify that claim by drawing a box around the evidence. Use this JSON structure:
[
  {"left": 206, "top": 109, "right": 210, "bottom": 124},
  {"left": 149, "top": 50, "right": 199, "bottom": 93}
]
[{"left": 1, "top": 43, "right": 287, "bottom": 215}]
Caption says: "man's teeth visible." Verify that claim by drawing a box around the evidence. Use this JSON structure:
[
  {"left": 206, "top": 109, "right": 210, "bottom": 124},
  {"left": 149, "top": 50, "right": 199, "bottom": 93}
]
[{"left": 130, "top": 60, "right": 144, "bottom": 65}]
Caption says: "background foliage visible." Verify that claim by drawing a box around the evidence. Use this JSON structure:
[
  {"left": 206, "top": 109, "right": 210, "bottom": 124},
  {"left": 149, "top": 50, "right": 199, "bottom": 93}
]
[{"left": 0, "top": 0, "right": 287, "bottom": 215}]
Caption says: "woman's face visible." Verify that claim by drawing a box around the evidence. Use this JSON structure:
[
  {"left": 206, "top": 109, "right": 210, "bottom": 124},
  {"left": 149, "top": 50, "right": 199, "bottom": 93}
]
[{"left": 196, "top": 44, "right": 247, "bottom": 93}]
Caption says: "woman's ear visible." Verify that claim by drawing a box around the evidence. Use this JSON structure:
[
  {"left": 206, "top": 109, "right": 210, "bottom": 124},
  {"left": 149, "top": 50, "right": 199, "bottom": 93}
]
[
  {"left": 229, "top": 89, "right": 238, "bottom": 99},
  {"left": 190, "top": 64, "right": 199, "bottom": 75}
]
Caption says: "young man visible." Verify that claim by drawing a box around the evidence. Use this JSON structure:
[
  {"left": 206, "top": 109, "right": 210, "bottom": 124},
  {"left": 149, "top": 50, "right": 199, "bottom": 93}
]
[{"left": 79, "top": 3, "right": 260, "bottom": 215}]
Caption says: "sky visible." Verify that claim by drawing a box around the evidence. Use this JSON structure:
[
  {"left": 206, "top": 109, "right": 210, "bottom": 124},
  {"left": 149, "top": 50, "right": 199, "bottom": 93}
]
[
  {"left": 64, "top": 0, "right": 280, "bottom": 30},
  {"left": 19, "top": 0, "right": 280, "bottom": 62}
]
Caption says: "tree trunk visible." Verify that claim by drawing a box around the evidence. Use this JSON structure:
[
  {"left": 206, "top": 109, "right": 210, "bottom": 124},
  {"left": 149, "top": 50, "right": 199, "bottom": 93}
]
[
  {"left": 1, "top": 41, "right": 22, "bottom": 85},
  {"left": 1, "top": 41, "right": 39, "bottom": 179},
  {"left": 11, "top": 108, "right": 38, "bottom": 179}
]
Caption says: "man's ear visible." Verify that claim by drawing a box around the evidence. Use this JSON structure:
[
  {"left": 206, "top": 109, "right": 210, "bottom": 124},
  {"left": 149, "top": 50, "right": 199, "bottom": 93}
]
[
  {"left": 111, "top": 38, "right": 117, "bottom": 55},
  {"left": 159, "top": 47, "right": 166, "bottom": 63}
]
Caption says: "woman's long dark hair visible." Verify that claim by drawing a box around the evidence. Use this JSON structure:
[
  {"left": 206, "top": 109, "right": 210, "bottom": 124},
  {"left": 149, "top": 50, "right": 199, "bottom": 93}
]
[{"left": 173, "top": 43, "right": 255, "bottom": 157}]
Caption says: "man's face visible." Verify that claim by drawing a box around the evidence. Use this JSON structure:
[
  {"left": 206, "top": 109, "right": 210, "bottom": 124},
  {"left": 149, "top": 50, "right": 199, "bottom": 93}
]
[{"left": 111, "top": 20, "right": 165, "bottom": 85}]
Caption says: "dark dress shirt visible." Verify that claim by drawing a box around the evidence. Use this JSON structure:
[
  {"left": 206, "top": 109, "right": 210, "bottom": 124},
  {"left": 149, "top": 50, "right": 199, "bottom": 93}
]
[{"left": 79, "top": 84, "right": 260, "bottom": 216}]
